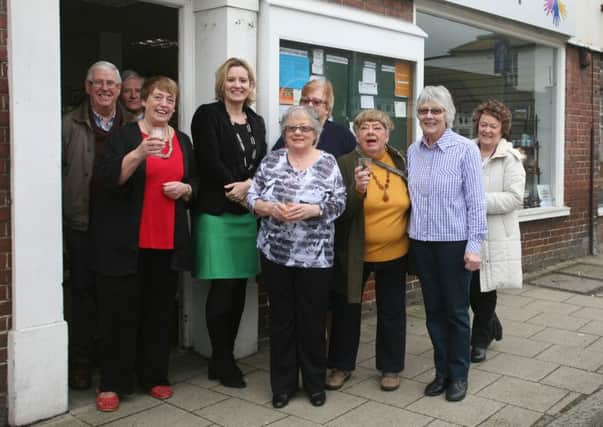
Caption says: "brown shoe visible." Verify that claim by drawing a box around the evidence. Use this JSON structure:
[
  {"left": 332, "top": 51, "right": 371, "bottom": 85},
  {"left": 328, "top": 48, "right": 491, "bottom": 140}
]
[
  {"left": 380, "top": 373, "right": 400, "bottom": 391},
  {"left": 325, "top": 369, "right": 351, "bottom": 390}
]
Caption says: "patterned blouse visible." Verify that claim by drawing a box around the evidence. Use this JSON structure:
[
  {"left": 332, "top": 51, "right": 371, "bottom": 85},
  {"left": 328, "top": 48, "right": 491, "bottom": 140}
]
[{"left": 247, "top": 149, "right": 346, "bottom": 268}]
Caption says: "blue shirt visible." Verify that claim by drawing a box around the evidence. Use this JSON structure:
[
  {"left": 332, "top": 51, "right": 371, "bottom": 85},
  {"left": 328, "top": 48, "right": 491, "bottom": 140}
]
[{"left": 407, "top": 128, "right": 487, "bottom": 254}]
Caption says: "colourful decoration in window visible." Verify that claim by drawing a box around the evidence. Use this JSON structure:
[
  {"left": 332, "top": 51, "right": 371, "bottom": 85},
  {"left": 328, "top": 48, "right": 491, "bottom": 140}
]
[{"left": 544, "top": 0, "right": 567, "bottom": 27}]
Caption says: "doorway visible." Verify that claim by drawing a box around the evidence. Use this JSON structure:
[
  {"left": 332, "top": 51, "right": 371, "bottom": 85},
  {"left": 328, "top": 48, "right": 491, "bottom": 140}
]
[{"left": 60, "top": 0, "right": 178, "bottom": 113}]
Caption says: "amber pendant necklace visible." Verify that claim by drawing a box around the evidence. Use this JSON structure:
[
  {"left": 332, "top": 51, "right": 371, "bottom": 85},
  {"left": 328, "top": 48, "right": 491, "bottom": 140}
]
[{"left": 371, "top": 169, "right": 391, "bottom": 202}]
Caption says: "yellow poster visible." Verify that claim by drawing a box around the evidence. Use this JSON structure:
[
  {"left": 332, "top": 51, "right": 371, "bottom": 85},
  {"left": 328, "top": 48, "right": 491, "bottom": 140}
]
[
  {"left": 395, "top": 62, "right": 411, "bottom": 98},
  {"left": 279, "top": 87, "right": 294, "bottom": 105}
]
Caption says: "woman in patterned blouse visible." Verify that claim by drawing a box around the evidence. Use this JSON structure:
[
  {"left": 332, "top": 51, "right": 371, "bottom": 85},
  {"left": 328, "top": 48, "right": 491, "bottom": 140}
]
[{"left": 247, "top": 106, "right": 346, "bottom": 409}]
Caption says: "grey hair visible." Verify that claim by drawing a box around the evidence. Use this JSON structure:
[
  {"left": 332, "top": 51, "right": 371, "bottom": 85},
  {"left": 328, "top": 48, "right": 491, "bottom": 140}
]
[
  {"left": 417, "top": 85, "right": 456, "bottom": 128},
  {"left": 121, "top": 69, "right": 144, "bottom": 84},
  {"left": 280, "top": 106, "right": 323, "bottom": 144},
  {"left": 86, "top": 61, "right": 121, "bottom": 84}
]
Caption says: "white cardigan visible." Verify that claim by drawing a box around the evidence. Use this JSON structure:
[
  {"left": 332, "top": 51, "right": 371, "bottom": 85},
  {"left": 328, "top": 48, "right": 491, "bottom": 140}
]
[{"left": 477, "top": 139, "right": 526, "bottom": 291}]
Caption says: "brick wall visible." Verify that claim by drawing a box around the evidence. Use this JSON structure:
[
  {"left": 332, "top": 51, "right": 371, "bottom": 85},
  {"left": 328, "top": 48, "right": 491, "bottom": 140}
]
[
  {"left": 521, "top": 46, "right": 600, "bottom": 271},
  {"left": 323, "top": 0, "right": 413, "bottom": 19},
  {"left": 0, "top": 0, "right": 8, "bottom": 420}
]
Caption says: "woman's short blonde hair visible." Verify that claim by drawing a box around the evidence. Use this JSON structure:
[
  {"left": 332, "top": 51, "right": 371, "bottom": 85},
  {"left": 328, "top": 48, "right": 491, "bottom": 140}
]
[
  {"left": 353, "top": 109, "right": 394, "bottom": 134},
  {"left": 301, "top": 79, "right": 334, "bottom": 114},
  {"left": 141, "top": 76, "right": 178, "bottom": 101},
  {"left": 214, "top": 57, "right": 256, "bottom": 106}
]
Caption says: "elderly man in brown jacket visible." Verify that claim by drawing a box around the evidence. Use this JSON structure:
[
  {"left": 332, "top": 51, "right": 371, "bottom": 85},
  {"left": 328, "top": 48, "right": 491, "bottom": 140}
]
[{"left": 62, "top": 60, "right": 133, "bottom": 390}]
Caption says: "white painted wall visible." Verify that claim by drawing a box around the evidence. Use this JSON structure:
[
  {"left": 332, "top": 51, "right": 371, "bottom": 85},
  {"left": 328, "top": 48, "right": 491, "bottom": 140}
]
[
  {"left": 569, "top": 0, "right": 603, "bottom": 52},
  {"left": 7, "top": 0, "right": 68, "bottom": 425}
]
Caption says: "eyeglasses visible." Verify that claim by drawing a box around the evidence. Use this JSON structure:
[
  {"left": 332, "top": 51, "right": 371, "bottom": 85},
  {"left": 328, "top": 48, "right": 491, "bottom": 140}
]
[
  {"left": 89, "top": 79, "right": 118, "bottom": 89},
  {"left": 300, "top": 97, "right": 326, "bottom": 106},
  {"left": 417, "top": 107, "right": 444, "bottom": 116},
  {"left": 285, "top": 125, "right": 314, "bottom": 134}
]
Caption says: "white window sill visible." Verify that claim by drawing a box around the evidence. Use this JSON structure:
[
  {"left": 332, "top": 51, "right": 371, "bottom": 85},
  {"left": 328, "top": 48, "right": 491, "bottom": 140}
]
[{"left": 518, "top": 206, "right": 571, "bottom": 222}]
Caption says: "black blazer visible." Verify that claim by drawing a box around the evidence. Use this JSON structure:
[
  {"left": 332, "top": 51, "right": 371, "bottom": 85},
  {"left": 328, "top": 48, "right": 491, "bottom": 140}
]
[
  {"left": 191, "top": 101, "right": 267, "bottom": 215},
  {"left": 89, "top": 122, "right": 199, "bottom": 276}
]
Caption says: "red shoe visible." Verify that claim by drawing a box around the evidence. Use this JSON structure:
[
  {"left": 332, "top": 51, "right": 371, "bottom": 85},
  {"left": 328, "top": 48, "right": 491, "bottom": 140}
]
[
  {"left": 96, "top": 391, "right": 119, "bottom": 412},
  {"left": 149, "top": 385, "right": 173, "bottom": 400}
]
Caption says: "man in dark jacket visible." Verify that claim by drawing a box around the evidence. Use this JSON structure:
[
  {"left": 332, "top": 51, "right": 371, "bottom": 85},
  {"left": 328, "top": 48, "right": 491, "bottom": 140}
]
[{"left": 62, "top": 61, "right": 132, "bottom": 390}]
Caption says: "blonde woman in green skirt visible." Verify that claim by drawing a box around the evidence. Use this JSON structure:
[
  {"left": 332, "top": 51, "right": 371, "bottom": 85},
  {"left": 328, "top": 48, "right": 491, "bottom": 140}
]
[{"left": 190, "top": 58, "right": 267, "bottom": 388}]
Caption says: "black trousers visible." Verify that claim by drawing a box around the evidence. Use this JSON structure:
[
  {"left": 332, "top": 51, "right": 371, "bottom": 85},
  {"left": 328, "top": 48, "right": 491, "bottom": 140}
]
[
  {"left": 261, "top": 254, "right": 330, "bottom": 395},
  {"left": 411, "top": 240, "right": 471, "bottom": 381},
  {"left": 328, "top": 256, "right": 407, "bottom": 373},
  {"left": 205, "top": 277, "right": 247, "bottom": 373},
  {"left": 469, "top": 271, "right": 500, "bottom": 347},
  {"left": 65, "top": 227, "right": 97, "bottom": 370},
  {"left": 97, "top": 249, "right": 178, "bottom": 394}
]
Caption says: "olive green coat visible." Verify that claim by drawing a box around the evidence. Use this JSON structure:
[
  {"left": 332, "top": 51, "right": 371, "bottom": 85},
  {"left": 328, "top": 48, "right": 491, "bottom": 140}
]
[{"left": 334, "top": 146, "right": 409, "bottom": 303}]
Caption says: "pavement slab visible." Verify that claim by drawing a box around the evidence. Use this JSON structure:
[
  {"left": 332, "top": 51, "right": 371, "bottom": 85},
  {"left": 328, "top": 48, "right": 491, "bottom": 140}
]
[
  {"left": 168, "top": 383, "right": 229, "bottom": 411},
  {"left": 500, "top": 319, "right": 545, "bottom": 338},
  {"left": 406, "top": 334, "right": 434, "bottom": 355},
  {"left": 523, "top": 299, "right": 582, "bottom": 316},
  {"left": 343, "top": 377, "right": 425, "bottom": 408},
  {"left": 212, "top": 370, "right": 272, "bottom": 405},
  {"left": 396, "top": 354, "right": 433, "bottom": 379},
  {"left": 277, "top": 390, "right": 366, "bottom": 425},
  {"left": 194, "top": 398, "right": 285, "bottom": 427},
  {"left": 559, "top": 263, "right": 603, "bottom": 281},
  {"left": 565, "top": 294, "right": 603, "bottom": 309},
  {"left": 578, "top": 319, "right": 603, "bottom": 335},
  {"left": 529, "top": 327, "right": 599, "bottom": 348},
  {"left": 496, "top": 293, "right": 536, "bottom": 308},
  {"left": 479, "top": 405, "right": 542, "bottom": 427},
  {"left": 269, "top": 416, "right": 322, "bottom": 426},
  {"left": 35, "top": 414, "right": 89, "bottom": 427},
  {"left": 407, "top": 394, "right": 505, "bottom": 426},
  {"left": 478, "top": 376, "right": 568, "bottom": 412},
  {"left": 477, "top": 353, "right": 559, "bottom": 381},
  {"left": 526, "top": 312, "right": 590, "bottom": 331},
  {"left": 326, "top": 401, "right": 432, "bottom": 427},
  {"left": 71, "top": 395, "right": 161, "bottom": 426},
  {"left": 536, "top": 344, "right": 603, "bottom": 371},
  {"left": 545, "top": 391, "right": 581, "bottom": 415},
  {"left": 528, "top": 273, "right": 603, "bottom": 294},
  {"left": 496, "top": 304, "right": 542, "bottom": 322},
  {"left": 541, "top": 366, "right": 603, "bottom": 394},
  {"left": 104, "top": 404, "right": 212, "bottom": 427},
  {"left": 571, "top": 306, "right": 603, "bottom": 321},
  {"left": 488, "top": 334, "right": 552, "bottom": 358},
  {"left": 521, "top": 286, "right": 577, "bottom": 302}
]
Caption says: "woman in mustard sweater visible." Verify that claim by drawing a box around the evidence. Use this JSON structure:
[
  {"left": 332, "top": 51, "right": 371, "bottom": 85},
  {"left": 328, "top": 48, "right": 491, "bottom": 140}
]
[{"left": 327, "top": 109, "right": 410, "bottom": 392}]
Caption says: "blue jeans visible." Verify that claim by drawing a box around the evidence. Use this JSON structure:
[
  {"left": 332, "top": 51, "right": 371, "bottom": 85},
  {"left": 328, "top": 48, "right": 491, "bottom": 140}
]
[{"left": 411, "top": 240, "right": 471, "bottom": 381}]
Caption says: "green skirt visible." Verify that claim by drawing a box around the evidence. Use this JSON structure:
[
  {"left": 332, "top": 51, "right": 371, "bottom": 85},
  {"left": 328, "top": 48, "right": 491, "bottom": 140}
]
[{"left": 192, "top": 212, "right": 259, "bottom": 279}]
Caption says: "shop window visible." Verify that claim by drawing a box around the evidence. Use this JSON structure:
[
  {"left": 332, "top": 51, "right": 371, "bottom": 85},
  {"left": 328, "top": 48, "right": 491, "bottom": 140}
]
[
  {"left": 279, "top": 40, "right": 415, "bottom": 151},
  {"left": 418, "top": 12, "right": 560, "bottom": 209}
]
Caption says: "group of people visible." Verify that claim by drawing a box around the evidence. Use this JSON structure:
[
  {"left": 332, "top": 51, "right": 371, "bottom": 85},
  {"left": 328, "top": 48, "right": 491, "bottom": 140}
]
[{"left": 62, "top": 56, "right": 525, "bottom": 413}]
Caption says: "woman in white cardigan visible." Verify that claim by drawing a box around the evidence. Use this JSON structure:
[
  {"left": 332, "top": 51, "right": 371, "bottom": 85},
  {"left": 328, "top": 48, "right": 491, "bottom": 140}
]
[{"left": 470, "top": 100, "right": 526, "bottom": 363}]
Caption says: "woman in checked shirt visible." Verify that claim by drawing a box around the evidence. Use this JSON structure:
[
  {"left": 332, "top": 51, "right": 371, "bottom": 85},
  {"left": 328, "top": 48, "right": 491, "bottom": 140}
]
[{"left": 407, "top": 86, "right": 487, "bottom": 402}]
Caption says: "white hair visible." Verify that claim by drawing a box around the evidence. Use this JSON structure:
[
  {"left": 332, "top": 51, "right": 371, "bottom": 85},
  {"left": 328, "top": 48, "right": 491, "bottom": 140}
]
[
  {"left": 417, "top": 85, "right": 456, "bottom": 128},
  {"left": 86, "top": 61, "right": 121, "bottom": 84}
]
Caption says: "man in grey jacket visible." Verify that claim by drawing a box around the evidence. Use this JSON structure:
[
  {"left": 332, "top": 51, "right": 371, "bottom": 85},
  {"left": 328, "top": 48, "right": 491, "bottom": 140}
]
[{"left": 62, "top": 61, "right": 132, "bottom": 390}]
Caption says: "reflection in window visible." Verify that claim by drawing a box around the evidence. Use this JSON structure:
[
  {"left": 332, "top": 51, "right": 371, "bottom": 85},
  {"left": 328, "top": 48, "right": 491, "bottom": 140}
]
[{"left": 418, "top": 12, "right": 558, "bottom": 209}]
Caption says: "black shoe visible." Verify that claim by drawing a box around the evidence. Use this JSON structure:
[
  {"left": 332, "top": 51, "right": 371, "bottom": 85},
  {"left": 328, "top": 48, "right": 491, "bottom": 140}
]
[
  {"left": 424, "top": 376, "right": 448, "bottom": 396},
  {"left": 471, "top": 346, "right": 487, "bottom": 363},
  {"left": 69, "top": 367, "right": 92, "bottom": 390},
  {"left": 493, "top": 314, "right": 503, "bottom": 341},
  {"left": 220, "top": 374, "right": 246, "bottom": 388},
  {"left": 272, "top": 393, "right": 291, "bottom": 409},
  {"left": 446, "top": 379, "right": 468, "bottom": 402},
  {"left": 309, "top": 391, "right": 326, "bottom": 407}
]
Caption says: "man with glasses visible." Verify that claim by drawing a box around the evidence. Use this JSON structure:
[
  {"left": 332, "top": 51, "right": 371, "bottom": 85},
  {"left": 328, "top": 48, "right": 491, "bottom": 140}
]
[
  {"left": 273, "top": 79, "right": 355, "bottom": 158},
  {"left": 62, "top": 61, "right": 133, "bottom": 390}
]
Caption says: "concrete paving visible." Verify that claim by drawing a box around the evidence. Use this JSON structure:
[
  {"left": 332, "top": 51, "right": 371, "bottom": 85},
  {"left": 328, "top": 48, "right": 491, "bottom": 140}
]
[{"left": 34, "top": 252, "right": 603, "bottom": 427}]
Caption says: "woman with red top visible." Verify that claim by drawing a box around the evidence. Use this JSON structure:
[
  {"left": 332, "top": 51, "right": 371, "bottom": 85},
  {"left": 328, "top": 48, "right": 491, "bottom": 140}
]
[{"left": 90, "top": 76, "right": 197, "bottom": 412}]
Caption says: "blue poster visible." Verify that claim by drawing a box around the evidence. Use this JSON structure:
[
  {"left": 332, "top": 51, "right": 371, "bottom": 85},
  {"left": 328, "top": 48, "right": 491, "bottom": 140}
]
[{"left": 279, "top": 52, "right": 310, "bottom": 90}]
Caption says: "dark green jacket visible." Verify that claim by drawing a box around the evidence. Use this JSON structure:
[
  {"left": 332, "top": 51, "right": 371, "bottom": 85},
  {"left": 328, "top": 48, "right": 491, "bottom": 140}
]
[{"left": 334, "top": 145, "right": 409, "bottom": 303}]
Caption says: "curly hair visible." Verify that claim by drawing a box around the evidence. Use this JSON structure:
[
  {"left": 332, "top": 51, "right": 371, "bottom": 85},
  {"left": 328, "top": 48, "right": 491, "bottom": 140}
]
[{"left": 472, "top": 100, "right": 512, "bottom": 140}]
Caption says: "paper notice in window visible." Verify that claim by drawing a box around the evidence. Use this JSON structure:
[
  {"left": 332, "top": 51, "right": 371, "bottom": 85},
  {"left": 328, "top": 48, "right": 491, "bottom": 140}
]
[
  {"left": 394, "top": 101, "right": 407, "bottom": 118},
  {"left": 537, "top": 184, "right": 553, "bottom": 207},
  {"left": 358, "top": 81, "right": 378, "bottom": 95},
  {"left": 395, "top": 61, "right": 411, "bottom": 98},
  {"left": 362, "top": 67, "right": 376, "bottom": 84},
  {"left": 360, "top": 95, "right": 374, "bottom": 109}
]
